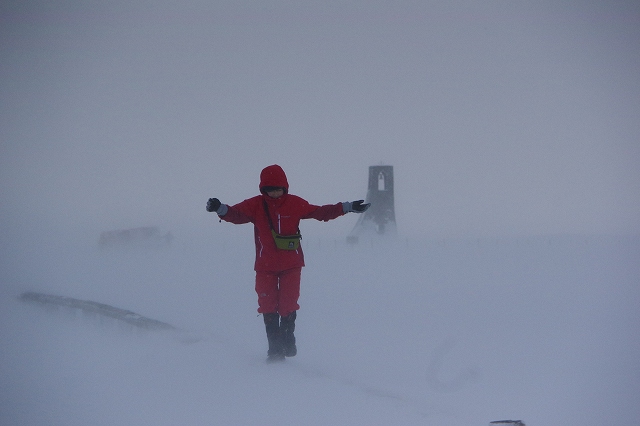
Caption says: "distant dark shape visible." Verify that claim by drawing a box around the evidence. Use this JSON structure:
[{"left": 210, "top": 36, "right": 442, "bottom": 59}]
[
  {"left": 19, "top": 291, "right": 175, "bottom": 330},
  {"left": 490, "top": 421, "right": 526, "bottom": 426},
  {"left": 19, "top": 291, "right": 201, "bottom": 343},
  {"left": 98, "top": 226, "right": 173, "bottom": 249},
  {"left": 348, "top": 165, "right": 396, "bottom": 243}
]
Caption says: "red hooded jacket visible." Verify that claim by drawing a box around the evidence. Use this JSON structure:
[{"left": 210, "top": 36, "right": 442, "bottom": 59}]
[{"left": 219, "top": 165, "right": 345, "bottom": 272}]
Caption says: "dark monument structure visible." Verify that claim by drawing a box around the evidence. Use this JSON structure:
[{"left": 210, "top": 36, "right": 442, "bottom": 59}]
[{"left": 347, "top": 165, "right": 396, "bottom": 243}]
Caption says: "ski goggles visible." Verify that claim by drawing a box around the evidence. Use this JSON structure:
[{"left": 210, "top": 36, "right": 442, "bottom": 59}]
[{"left": 261, "top": 186, "right": 285, "bottom": 194}]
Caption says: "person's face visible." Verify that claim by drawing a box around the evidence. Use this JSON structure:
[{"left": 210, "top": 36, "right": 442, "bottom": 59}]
[{"left": 267, "top": 188, "right": 284, "bottom": 199}]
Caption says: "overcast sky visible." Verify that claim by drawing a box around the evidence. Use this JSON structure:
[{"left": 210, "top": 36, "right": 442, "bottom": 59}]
[{"left": 1, "top": 0, "right": 639, "bottom": 240}]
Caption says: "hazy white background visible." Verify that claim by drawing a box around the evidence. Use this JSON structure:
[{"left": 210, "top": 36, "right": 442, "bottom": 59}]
[
  {"left": 1, "top": 0, "right": 639, "bottom": 241},
  {"left": 1, "top": 2, "right": 640, "bottom": 426}
]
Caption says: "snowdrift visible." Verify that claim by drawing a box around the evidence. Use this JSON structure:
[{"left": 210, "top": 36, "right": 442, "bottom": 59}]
[{"left": 1, "top": 234, "right": 639, "bottom": 426}]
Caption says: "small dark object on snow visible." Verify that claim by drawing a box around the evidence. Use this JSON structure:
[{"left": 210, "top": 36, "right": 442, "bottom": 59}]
[{"left": 491, "top": 421, "right": 525, "bottom": 426}]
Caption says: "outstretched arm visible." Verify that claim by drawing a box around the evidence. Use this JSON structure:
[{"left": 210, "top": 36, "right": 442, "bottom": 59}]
[
  {"left": 342, "top": 200, "right": 370, "bottom": 213},
  {"left": 206, "top": 197, "right": 252, "bottom": 224},
  {"left": 206, "top": 198, "right": 227, "bottom": 215},
  {"left": 302, "top": 203, "right": 345, "bottom": 222},
  {"left": 302, "top": 200, "right": 370, "bottom": 222}
]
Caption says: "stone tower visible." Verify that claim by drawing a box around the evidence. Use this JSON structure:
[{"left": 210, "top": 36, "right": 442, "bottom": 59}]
[{"left": 347, "top": 165, "right": 396, "bottom": 243}]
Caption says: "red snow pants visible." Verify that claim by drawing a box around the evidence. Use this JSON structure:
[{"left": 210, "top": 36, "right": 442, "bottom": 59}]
[{"left": 255, "top": 267, "right": 301, "bottom": 317}]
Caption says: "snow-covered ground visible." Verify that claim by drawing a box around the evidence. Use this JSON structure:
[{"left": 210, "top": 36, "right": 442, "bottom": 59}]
[{"left": 1, "top": 232, "right": 639, "bottom": 426}]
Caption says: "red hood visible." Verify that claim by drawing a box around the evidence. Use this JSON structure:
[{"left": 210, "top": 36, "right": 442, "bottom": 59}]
[{"left": 259, "top": 164, "right": 289, "bottom": 194}]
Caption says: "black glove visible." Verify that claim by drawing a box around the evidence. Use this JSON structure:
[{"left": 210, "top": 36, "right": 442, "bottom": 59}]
[
  {"left": 351, "top": 200, "right": 370, "bottom": 213},
  {"left": 206, "top": 198, "right": 221, "bottom": 213}
]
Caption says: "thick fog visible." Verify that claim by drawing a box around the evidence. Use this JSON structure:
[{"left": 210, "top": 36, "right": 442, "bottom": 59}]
[
  {"left": 1, "top": 0, "right": 639, "bottom": 239},
  {"left": 1, "top": 1, "right": 640, "bottom": 425}
]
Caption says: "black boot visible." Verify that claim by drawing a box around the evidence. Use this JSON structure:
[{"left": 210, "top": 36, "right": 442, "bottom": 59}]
[
  {"left": 263, "top": 313, "right": 284, "bottom": 362},
  {"left": 280, "top": 311, "right": 297, "bottom": 357}
]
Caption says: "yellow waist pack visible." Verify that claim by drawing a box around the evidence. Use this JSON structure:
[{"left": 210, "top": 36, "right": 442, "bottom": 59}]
[
  {"left": 271, "top": 229, "right": 301, "bottom": 250},
  {"left": 263, "top": 199, "right": 302, "bottom": 250}
]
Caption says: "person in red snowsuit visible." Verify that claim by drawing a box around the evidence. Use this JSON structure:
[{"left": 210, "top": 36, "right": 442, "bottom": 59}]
[{"left": 206, "top": 164, "right": 369, "bottom": 361}]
